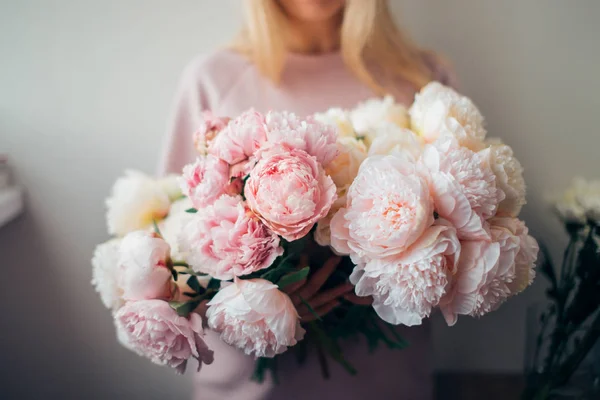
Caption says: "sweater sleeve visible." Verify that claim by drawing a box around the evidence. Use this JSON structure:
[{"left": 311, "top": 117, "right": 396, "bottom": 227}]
[{"left": 157, "top": 63, "right": 208, "bottom": 176}]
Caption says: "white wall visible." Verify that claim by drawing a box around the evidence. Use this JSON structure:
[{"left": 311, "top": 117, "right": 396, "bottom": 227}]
[{"left": 1, "top": 0, "right": 599, "bottom": 398}]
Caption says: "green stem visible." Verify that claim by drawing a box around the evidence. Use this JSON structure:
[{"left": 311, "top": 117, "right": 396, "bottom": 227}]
[{"left": 555, "top": 311, "right": 600, "bottom": 387}]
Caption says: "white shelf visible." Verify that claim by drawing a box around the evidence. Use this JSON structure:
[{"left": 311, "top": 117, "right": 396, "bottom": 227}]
[{"left": 0, "top": 187, "right": 24, "bottom": 229}]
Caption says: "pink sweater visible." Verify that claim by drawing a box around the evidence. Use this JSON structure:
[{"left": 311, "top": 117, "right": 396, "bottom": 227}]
[{"left": 159, "top": 49, "right": 454, "bottom": 400}]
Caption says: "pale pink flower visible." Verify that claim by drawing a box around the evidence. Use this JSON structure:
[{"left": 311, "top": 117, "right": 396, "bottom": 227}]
[
  {"left": 264, "top": 111, "right": 339, "bottom": 167},
  {"left": 209, "top": 109, "right": 267, "bottom": 165},
  {"left": 350, "top": 219, "right": 460, "bottom": 326},
  {"left": 118, "top": 231, "right": 174, "bottom": 301},
  {"left": 206, "top": 278, "right": 305, "bottom": 358},
  {"left": 489, "top": 217, "right": 538, "bottom": 295},
  {"left": 180, "top": 155, "right": 242, "bottom": 209},
  {"left": 330, "top": 155, "right": 434, "bottom": 265},
  {"left": 409, "top": 82, "right": 487, "bottom": 150},
  {"left": 245, "top": 146, "right": 337, "bottom": 241},
  {"left": 179, "top": 195, "right": 283, "bottom": 280},
  {"left": 114, "top": 300, "right": 214, "bottom": 374},
  {"left": 440, "top": 223, "right": 520, "bottom": 326},
  {"left": 421, "top": 136, "right": 504, "bottom": 240},
  {"left": 193, "top": 111, "right": 229, "bottom": 155}
]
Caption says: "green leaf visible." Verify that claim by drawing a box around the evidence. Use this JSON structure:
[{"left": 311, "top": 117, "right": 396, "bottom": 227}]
[
  {"left": 171, "top": 268, "right": 178, "bottom": 281},
  {"left": 152, "top": 219, "right": 162, "bottom": 237},
  {"left": 207, "top": 278, "right": 221, "bottom": 290},
  {"left": 308, "top": 321, "right": 357, "bottom": 376},
  {"left": 187, "top": 275, "right": 203, "bottom": 293},
  {"left": 172, "top": 261, "right": 189, "bottom": 267},
  {"left": 185, "top": 208, "right": 197, "bottom": 214},
  {"left": 168, "top": 300, "right": 200, "bottom": 317},
  {"left": 299, "top": 295, "right": 321, "bottom": 321},
  {"left": 277, "top": 267, "right": 310, "bottom": 289}
]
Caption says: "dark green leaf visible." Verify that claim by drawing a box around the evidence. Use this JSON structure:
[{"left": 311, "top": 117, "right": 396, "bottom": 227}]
[
  {"left": 152, "top": 219, "right": 162, "bottom": 237},
  {"left": 277, "top": 267, "right": 310, "bottom": 289},
  {"left": 185, "top": 208, "right": 197, "bottom": 213},
  {"left": 187, "top": 275, "right": 203, "bottom": 293},
  {"left": 168, "top": 300, "right": 200, "bottom": 317},
  {"left": 207, "top": 278, "right": 221, "bottom": 290},
  {"left": 299, "top": 295, "right": 321, "bottom": 321}
]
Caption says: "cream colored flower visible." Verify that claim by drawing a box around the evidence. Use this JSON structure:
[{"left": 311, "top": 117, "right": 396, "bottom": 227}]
[
  {"left": 316, "top": 137, "right": 367, "bottom": 246},
  {"left": 486, "top": 141, "right": 526, "bottom": 217},
  {"left": 548, "top": 178, "right": 589, "bottom": 224},
  {"left": 157, "top": 174, "right": 183, "bottom": 202},
  {"left": 409, "top": 82, "right": 486, "bottom": 150},
  {"left": 106, "top": 170, "right": 172, "bottom": 237},
  {"left": 367, "top": 123, "right": 423, "bottom": 161},
  {"left": 350, "top": 96, "right": 410, "bottom": 145},
  {"left": 313, "top": 108, "right": 356, "bottom": 138}
]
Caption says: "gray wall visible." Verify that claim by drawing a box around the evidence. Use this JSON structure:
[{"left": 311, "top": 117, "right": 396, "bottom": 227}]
[{"left": 1, "top": 0, "right": 599, "bottom": 398}]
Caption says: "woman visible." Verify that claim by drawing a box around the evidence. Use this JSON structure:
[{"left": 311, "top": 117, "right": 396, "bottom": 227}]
[{"left": 160, "top": 1, "right": 455, "bottom": 398}]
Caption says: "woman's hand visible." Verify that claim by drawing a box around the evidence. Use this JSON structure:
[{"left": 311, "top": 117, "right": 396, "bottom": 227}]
[{"left": 283, "top": 255, "right": 373, "bottom": 322}]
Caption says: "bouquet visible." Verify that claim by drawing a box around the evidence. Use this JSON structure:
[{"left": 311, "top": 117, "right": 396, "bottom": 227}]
[{"left": 92, "top": 82, "right": 539, "bottom": 380}]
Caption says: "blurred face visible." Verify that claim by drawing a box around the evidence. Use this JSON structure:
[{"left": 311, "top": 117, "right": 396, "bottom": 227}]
[{"left": 277, "top": 0, "right": 345, "bottom": 23}]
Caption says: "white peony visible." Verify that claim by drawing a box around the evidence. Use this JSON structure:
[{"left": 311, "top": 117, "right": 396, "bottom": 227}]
[
  {"left": 157, "top": 174, "right": 183, "bottom": 202},
  {"left": 350, "top": 95, "right": 410, "bottom": 145},
  {"left": 313, "top": 108, "right": 356, "bottom": 138},
  {"left": 157, "top": 197, "right": 194, "bottom": 260},
  {"left": 91, "top": 239, "right": 124, "bottom": 312},
  {"left": 409, "top": 82, "right": 486, "bottom": 150},
  {"left": 106, "top": 170, "right": 172, "bottom": 237},
  {"left": 367, "top": 123, "right": 423, "bottom": 161},
  {"left": 573, "top": 179, "right": 600, "bottom": 222},
  {"left": 487, "top": 142, "right": 526, "bottom": 217},
  {"left": 548, "top": 177, "right": 594, "bottom": 224}
]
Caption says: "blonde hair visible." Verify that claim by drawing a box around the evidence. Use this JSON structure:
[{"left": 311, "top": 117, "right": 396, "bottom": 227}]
[{"left": 232, "top": 0, "right": 436, "bottom": 95}]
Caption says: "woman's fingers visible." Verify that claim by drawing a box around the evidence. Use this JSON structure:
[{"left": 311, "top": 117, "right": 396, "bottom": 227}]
[
  {"left": 343, "top": 293, "right": 373, "bottom": 305},
  {"left": 296, "top": 256, "right": 341, "bottom": 300},
  {"left": 296, "top": 282, "right": 353, "bottom": 314},
  {"left": 300, "top": 300, "right": 341, "bottom": 322}
]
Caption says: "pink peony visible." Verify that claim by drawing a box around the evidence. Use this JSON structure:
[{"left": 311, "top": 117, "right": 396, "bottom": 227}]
[
  {"left": 193, "top": 111, "right": 229, "bottom": 155},
  {"left": 330, "top": 155, "right": 434, "bottom": 265},
  {"left": 209, "top": 109, "right": 267, "bottom": 165},
  {"left": 114, "top": 300, "right": 214, "bottom": 374},
  {"left": 206, "top": 278, "right": 305, "bottom": 358},
  {"left": 180, "top": 155, "right": 242, "bottom": 209},
  {"left": 421, "top": 135, "right": 504, "bottom": 240},
  {"left": 439, "top": 223, "right": 520, "bottom": 326},
  {"left": 179, "top": 195, "right": 283, "bottom": 280},
  {"left": 489, "top": 217, "right": 538, "bottom": 295},
  {"left": 350, "top": 219, "right": 460, "bottom": 326},
  {"left": 245, "top": 146, "right": 337, "bottom": 241},
  {"left": 264, "top": 111, "right": 339, "bottom": 167},
  {"left": 118, "top": 231, "right": 174, "bottom": 301}
]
